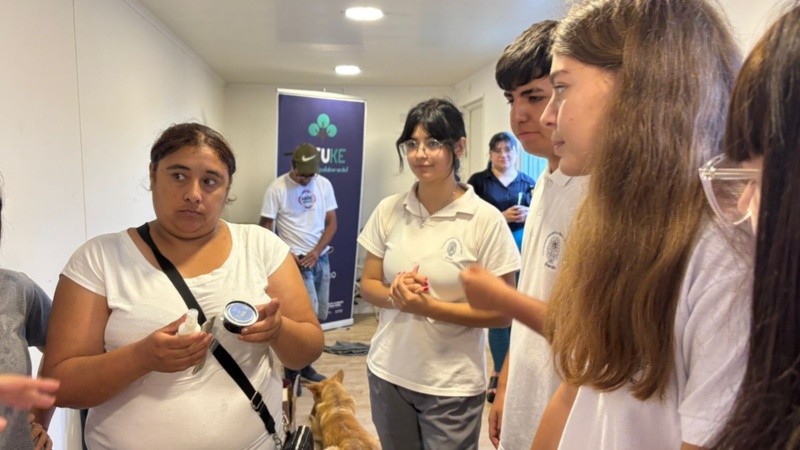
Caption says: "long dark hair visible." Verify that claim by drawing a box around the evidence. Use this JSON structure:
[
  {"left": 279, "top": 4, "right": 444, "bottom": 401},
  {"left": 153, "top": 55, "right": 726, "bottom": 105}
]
[{"left": 713, "top": 5, "right": 800, "bottom": 448}]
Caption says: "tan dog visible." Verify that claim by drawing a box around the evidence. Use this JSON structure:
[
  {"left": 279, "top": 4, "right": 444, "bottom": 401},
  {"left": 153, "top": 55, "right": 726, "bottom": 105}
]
[{"left": 305, "top": 370, "right": 381, "bottom": 450}]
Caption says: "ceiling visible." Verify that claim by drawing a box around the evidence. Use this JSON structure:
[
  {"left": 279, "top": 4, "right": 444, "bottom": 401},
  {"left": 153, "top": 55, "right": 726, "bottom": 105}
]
[{"left": 137, "top": 0, "right": 565, "bottom": 87}]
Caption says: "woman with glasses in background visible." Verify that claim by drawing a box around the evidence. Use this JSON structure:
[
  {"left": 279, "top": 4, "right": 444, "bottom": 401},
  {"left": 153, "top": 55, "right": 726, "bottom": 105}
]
[
  {"left": 357, "top": 98, "right": 520, "bottom": 450},
  {"left": 701, "top": 5, "right": 800, "bottom": 449},
  {"left": 467, "top": 132, "right": 535, "bottom": 250}
]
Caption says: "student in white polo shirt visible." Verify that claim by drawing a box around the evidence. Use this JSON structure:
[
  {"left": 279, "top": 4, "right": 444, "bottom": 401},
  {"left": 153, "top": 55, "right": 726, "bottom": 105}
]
[
  {"left": 357, "top": 98, "right": 520, "bottom": 450},
  {"left": 460, "top": 20, "right": 588, "bottom": 450}
]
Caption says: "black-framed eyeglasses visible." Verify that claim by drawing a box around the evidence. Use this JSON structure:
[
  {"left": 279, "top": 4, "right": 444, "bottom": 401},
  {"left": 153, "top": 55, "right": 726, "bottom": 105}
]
[{"left": 399, "top": 138, "right": 450, "bottom": 156}]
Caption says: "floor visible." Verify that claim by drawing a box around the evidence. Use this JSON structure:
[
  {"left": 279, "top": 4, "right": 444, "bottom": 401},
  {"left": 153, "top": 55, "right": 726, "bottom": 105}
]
[{"left": 293, "top": 313, "right": 496, "bottom": 450}]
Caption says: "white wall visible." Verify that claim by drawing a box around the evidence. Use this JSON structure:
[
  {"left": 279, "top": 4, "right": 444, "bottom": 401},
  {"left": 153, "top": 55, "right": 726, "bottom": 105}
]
[
  {"left": 76, "top": 0, "right": 225, "bottom": 238},
  {"left": 452, "top": 62, "right": 511, "bottom": 168},
  {"left": 223, "top": 84, "right": 454, "bottom": 228},
  {"left": 0, "top": 1, "right": 224, "bottom": 449},
  {"left": 0, "top": 2, "right": 85, "bottom": 289},
  {"left": 722, "top": 0, "right": 789, "bottom": 50}
]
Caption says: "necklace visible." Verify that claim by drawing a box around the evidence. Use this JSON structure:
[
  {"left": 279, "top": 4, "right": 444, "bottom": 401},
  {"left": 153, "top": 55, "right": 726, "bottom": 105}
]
[{"left": 416, "top": 185, "right": 458, "bottom": 229}]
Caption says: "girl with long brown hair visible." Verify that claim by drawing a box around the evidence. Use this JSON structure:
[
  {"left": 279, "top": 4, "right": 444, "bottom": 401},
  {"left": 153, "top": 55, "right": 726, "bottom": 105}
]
[{"left": 530, "top": 1, "right": 751, "bottom": 449}]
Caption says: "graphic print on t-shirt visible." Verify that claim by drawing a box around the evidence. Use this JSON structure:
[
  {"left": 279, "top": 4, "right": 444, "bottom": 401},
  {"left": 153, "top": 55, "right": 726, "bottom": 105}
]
[
  {"left": 543, "top": 231, "right": 564, "bottom": 270},
  {"left": 297, "top": 189, "right": 317, "bottom": 210}
]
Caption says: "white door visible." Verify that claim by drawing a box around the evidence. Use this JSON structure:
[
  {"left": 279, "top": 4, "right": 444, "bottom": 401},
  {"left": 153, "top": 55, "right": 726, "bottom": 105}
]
[{"left": 461, "top": 98, "right": 485, "bottom": 180}]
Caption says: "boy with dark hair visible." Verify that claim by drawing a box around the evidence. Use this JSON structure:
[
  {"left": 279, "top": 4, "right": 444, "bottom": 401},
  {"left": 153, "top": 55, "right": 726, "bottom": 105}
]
[{"left": 460, "top": 20, "right": 588, "bottom": 449}]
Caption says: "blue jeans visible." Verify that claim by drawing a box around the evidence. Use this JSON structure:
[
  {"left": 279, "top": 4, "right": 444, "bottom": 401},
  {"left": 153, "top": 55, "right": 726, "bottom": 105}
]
[{"left": 300, "top": 253, "right": 330, "bottom": 321}]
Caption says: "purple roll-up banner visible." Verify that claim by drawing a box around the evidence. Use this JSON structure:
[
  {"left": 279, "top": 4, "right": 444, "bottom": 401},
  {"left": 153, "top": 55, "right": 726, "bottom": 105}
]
[{"left": 276, "top": 89, "right": 365, "bottom": 330}]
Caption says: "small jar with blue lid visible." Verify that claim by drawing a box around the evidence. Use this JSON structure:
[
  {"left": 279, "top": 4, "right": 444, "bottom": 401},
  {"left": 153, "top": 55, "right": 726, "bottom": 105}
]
[{"left": 222, "top": 300, "right": 258, "bottom": 334}]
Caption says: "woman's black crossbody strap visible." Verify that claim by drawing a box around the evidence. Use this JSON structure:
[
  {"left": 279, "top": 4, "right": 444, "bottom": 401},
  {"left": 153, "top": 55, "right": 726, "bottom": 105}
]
[
  {"left": 136, "top": 224, "right": 207, "bottom": 322},
  {"left": 135, "top": 223, "right": 277, "bottom": 436}
]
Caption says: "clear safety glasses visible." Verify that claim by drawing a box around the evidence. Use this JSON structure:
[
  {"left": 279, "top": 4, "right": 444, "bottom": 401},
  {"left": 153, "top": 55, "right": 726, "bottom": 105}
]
[
  {"left": 399, "top": 138, "right": 450, "bottom": 157},
  {"left": 698, "top": 154, "right": 761, "bottom": 226}
]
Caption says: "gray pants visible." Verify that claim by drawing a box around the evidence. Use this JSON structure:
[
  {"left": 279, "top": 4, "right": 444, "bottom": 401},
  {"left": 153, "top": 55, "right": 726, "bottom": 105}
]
[{"left": 368, "top": 370, "right": 484, "bottom": 450}]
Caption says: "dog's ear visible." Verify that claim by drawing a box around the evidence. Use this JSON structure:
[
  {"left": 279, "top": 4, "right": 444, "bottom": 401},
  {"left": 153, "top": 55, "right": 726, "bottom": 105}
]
[
  {"left": 333, "top": 369, "right": 344, "bottom": 383},
  {"left": 303, "top": 382, "right": 320, "bottom": 396}
]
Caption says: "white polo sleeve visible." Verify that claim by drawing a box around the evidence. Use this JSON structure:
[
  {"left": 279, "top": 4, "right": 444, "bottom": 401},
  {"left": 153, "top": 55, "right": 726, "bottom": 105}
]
[
  {"left": 475, "top": 206, "right": 522, "bottom": 277},
  {"left": 357, "top": 194, "right": 404, "bottom": 259},
  {"left": 677, "top": 229, "right": 752, "bottom": 446}
]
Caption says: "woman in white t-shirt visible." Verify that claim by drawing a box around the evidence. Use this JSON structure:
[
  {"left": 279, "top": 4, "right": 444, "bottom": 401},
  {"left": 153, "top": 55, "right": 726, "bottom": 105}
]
[
  {"left": 42, "top": 123, "right": 324, "bottom": 450},
  {"left": 529, "top": 1, "right": 751, "bottom": 449},
  {"left": 358, "top": 98, "right": 520, "bottom": 450}
]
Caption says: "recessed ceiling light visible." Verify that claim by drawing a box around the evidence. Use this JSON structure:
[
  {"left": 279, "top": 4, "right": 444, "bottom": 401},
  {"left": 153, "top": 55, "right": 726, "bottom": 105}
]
[
  {"left": 345, "top": 6, "right": 384, "bottom": 21},
  {"left": 335, "top": 65, "right": 361, "bottom": 76}
]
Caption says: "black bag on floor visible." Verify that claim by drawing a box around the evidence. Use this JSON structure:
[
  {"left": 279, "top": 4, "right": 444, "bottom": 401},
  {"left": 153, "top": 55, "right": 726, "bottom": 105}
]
[{"left": 282, "top": 425, "right": 313, "bottom": 450}]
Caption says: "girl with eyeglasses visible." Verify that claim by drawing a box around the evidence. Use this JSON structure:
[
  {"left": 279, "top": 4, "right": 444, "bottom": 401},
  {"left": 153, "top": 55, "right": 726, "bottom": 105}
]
[
  {"left": 357, "top": 98, "right": 520, "bottom": 449},
  {"left": 528, "top": 1, "right": 751, "bottom": 449},
  {"left": 706, "top": 5, "right": 800, "bottom": 449}
]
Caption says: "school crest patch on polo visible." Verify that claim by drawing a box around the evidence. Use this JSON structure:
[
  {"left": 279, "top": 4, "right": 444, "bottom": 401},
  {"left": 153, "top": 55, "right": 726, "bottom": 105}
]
[
  {"left": 442, "top": 238, "right": 463, "bottom": 262},
  {"left": 543, "top": 231, "right": 565, "bottom": 270}
]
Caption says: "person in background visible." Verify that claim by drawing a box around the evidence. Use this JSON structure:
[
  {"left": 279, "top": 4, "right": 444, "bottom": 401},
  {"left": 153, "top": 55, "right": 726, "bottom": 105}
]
[
  {"left": 460, "top": 20, "right": 589, "bottom": 449},
  {"left": 467, "top": 132, "right": 534, "bottom": 250},
  {"left": 467, "top": 131, "right": 535, "bottom": 404},
  {"left": 0, "top": 192, "right": 56, "bottom": 449},
  {"left": 706, "top": 5, "right": 800, "bottom": 449},
  {"left": 530, "top": 1, "right": 748, "bottom": 449},
  {"left": 260, "top": 142, "right": 338, "bottom": 386},
  {"left": 43, "top": 123, "right": 323, "bottom": 450},
  {"left": 358, "top": 98, "right": 520, "bottom": 450}
]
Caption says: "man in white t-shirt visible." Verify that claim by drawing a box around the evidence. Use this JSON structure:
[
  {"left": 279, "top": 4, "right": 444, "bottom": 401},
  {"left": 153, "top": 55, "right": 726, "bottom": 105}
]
[
  {"left": 260, "top": 142, "right": 338, "bottom": 384},
  {"left": 460, "top": 21, "right": 588, "bottom": 450}
]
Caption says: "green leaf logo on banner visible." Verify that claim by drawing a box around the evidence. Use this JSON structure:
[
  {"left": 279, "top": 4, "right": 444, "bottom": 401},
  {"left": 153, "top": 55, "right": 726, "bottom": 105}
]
[{"left": 308, "top": 114, "right": 338, "bottom": 142}]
